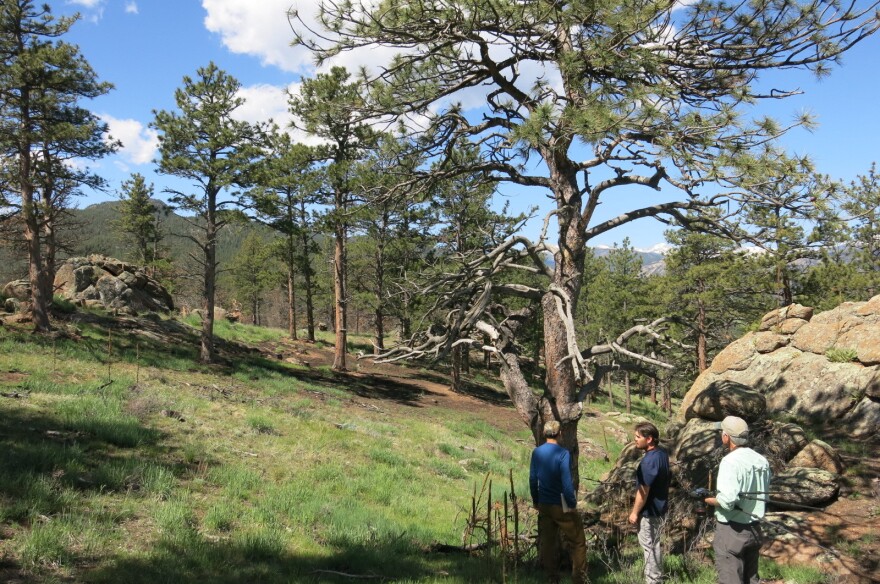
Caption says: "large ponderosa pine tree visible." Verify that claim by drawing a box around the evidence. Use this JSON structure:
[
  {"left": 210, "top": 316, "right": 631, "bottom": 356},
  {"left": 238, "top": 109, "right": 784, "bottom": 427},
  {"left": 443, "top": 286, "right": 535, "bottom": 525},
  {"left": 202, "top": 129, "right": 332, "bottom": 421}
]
[
  {"left": 0, "top": 0, "right": 115, "bottom": 331},
  {"left": 292, "top": 0, "right": 880, "bottom": 483}
]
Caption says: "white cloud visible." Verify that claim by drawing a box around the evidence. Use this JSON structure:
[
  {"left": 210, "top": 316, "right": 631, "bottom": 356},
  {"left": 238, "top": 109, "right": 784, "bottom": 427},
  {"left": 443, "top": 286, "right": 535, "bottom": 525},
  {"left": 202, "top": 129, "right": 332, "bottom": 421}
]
[
  {"left": 233, "top": 83, "right": 292, "bottom": 127},
  {"left": 202, "top": 0, "right": 410, "bottom": 79},
  {"left": 101, "top": 114, "right": 159, "bottom": 165},
  {"left": 243, "top": 82, "right": 332, "bottom": 146},
  {"left": 68, "top": 0, "right": 104, "bottom": 7},
  {"left": 202, "top": 0, "right": 317, "bottom": 74},
  {"left": 125, "top": 1, "right": 138, "bottom": 14}
]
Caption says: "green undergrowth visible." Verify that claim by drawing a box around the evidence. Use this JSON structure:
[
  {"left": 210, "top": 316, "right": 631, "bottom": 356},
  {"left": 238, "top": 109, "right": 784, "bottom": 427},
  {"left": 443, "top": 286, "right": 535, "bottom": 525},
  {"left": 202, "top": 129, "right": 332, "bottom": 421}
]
[{"left": 0, "top": 314, "right": 833, "bottom": 583}]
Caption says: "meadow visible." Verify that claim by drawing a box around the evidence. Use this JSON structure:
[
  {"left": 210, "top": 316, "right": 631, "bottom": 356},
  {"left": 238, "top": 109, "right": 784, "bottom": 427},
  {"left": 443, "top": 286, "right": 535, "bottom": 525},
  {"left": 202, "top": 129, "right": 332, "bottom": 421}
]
[{"left": 0, "top": 311, "right": 831, "bottom": 583}]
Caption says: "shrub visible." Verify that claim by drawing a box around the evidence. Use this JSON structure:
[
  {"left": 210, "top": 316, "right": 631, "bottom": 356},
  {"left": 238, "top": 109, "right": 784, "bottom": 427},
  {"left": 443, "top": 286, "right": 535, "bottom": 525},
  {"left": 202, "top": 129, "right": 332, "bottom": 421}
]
[
  {"left": 52, "top": 295, "right": 76, "bottom": 314},
  {"left": 826, "top": 347, "right": 858, "bottom": 363}
]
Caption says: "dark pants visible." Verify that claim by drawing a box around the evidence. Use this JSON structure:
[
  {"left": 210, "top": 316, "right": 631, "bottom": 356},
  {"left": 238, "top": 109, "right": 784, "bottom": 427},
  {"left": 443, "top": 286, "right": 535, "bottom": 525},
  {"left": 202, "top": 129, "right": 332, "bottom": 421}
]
[
  {"left": 537, "top": 504, "right": 588, "bottom": 584},
  {"left": 713, "top": 521, "right": 762, "bottom": 584}
]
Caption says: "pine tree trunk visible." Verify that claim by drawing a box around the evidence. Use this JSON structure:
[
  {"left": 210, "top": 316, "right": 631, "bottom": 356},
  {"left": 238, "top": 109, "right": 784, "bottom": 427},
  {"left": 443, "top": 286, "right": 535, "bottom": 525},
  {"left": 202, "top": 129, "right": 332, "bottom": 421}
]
[
  {"left": 332, "top": 218, "right": 347, "bottom": 371},
  {"left": 19, "top": 108, "right": 50, "bottom": 332},
  {"left": 288, "top": 269, "right": 297, "bottom": 339},
  {"left": 697, "top": 298, "right": 708, "bottom": 372},
  {"left": 200, "top": 206, "right": 217, "bottom": 364},
  {"left": 451, "top": 345, "right": 463, "bottom": 392},
  {"left": 304, "top": 263, "right": 316, "bottom": 342}
]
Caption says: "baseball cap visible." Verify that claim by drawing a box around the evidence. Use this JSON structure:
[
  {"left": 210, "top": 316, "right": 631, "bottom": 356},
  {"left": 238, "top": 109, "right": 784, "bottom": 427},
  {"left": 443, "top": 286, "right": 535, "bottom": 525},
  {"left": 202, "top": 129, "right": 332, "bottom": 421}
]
[{"left": 715, "top": 416, "right": 749, "bottom": 444}]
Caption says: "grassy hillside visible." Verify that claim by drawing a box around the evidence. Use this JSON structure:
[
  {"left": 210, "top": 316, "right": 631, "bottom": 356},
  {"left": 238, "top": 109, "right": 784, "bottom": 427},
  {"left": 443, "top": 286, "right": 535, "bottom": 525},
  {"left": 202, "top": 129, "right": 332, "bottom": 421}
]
[{"left": 0, "top": 311, "right": 831, "bottom": 583}]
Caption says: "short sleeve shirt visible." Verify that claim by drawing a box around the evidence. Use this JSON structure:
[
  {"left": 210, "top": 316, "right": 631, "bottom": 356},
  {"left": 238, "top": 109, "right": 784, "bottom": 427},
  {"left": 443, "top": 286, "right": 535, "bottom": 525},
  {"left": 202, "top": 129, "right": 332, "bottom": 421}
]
[{"left": 636, "top": 448, "right": 670, "bottom": 517}]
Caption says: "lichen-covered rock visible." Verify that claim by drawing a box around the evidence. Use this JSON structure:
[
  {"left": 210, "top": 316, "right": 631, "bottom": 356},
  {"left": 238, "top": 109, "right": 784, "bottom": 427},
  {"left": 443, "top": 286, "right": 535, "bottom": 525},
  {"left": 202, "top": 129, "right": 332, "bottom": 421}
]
[
  {"left": 709, "top": 334, "right": 757, "bottom": 373},
  {"left": 759, "top": 304, "right": 814, "bottom": 331},
  {"left": 789, "top": 440, "right": 844, "bottom": 475},
  {"left": 763, "top": 353, "right": 865, "bottom": 422},
  {"left": 754, "top": 332, "right": 788, "bottom": 353},
  {"left": 671, "top": 418, "right": 723, "bottom": 490},
  {"left": 777, "top": 317, "right": 809, "bottom": 335},
  {"left": 761, "top": 422, "right": 810, "bottom": 465},
  {"left": 586, "top": 443, "right": 642, "bottom": 506},
  {"left": 51, "top": 255, "right": 173, "bottom": 314},
  {"left": 2, "top": 279, "right": 30, "bottom": 301},
  {"left": 770, "top": 467, "right": 840, "bottom": 507},
  {"left": 841, "top": 397, "right": 880, "bottom": 438},
  {"left": 680, "top": 296, "right": 880, "bottom": 438},
  {"left": 838, "top": 316, "right": 880, "bottom": 365},
  {"left": 681, "top": 380, "right": 766, "bottom": 423}
]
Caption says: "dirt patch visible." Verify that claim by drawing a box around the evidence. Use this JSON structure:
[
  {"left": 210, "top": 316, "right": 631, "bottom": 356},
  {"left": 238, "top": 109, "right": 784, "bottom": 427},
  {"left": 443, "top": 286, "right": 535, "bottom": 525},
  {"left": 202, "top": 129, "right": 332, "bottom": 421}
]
[
  {"left": 259, "top": 337, "right": 527, "bottom": 436},
  {"left": 0, "top": 371, "right": 28, "bottom": 385},
  {"left": 760, "top": 447, "right": 880, "bottom": 583}
]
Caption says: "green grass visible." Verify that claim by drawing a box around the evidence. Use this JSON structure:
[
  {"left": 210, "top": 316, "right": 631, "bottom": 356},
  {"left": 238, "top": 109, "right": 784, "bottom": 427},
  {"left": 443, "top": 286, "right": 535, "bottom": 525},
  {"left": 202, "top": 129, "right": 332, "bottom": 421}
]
[
  {"left": 0, "top": 314, "right": 846, "bottom": 583},
  {"left": 825, "top": 346, "right": 859, "bottom": 363},
  {"left": 759, "top": 558, "right": 829, "bottom": 583}
]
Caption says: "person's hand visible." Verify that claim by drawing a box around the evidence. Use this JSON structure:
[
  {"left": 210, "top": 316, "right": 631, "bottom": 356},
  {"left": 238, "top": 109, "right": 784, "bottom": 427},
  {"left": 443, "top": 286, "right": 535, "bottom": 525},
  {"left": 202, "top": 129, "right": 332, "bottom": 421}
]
[
  {"left": 688, "top": 487, "right": 711, "bottom": 500},
  {"left": 628, "top": 511, "right": 638, "bottom": 525}
]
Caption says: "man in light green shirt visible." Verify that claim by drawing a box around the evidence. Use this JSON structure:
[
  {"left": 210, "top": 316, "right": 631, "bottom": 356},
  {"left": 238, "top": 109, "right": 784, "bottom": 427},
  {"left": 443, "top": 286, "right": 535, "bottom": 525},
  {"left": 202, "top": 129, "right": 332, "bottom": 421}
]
[{"left": 699, "top": 416, "right": 770, "bottom": 584}]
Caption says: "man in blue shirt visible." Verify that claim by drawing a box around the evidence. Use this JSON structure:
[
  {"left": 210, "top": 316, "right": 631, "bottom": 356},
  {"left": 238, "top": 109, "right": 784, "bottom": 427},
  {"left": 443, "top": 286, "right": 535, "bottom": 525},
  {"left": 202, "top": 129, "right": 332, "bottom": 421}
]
[
  {"left": 530, "top": 420, "right": 588, "bottom": 584},
  {"left": 628, "top": 422, "right": 670, "bottom": 584}
]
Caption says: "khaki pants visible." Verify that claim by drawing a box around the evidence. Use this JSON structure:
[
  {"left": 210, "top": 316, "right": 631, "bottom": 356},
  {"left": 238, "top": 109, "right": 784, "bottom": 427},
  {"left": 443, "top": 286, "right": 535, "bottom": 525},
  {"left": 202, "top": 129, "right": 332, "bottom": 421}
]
[
  {"left": 537, "top": 504, "right": 588, "bottom": 584},
  {"left": 637, "top": 515, "right": 663, "bottom": 584}
]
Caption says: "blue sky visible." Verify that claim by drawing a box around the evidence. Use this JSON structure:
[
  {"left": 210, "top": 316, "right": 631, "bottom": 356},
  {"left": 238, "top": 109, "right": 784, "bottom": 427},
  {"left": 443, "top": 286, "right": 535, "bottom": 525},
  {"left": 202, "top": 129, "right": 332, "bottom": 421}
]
[{"left": 54, "top": 0, "right": 880, "bottom": 250}]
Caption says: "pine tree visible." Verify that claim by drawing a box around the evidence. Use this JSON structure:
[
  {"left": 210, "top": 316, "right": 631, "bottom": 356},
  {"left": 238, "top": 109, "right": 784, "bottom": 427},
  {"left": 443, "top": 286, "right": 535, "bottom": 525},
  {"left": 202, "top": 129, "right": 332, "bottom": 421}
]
[
  {"left": 152, "top": 62, "right": 266, "bottom": 363},
  {"left": 288, "top": 67, "right": 379, "bottom": 371},
  {"left": 250, "top": 130, "right": 321, "bottom": 340},
  {"left": 229, "top": 232, "right": 282, "bottom": 326},
  {"left": 116, "top": 173, "right": 165, "bottom": 269},
  {"left": 292, "top": 0, "right": 880, "bottom": 472},
  {"left": 0, "top": 0, "right": 115, "bottom": 330},
  {"left": 841, "top": 164, "right": 880, "bottom": 298}
]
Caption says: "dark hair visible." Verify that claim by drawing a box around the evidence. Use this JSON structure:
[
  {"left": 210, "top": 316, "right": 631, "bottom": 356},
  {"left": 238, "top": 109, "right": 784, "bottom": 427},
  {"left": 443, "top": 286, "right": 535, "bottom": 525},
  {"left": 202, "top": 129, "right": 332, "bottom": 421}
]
[{"left": 635, "top": 422, "right": 660, "bottom": 445}]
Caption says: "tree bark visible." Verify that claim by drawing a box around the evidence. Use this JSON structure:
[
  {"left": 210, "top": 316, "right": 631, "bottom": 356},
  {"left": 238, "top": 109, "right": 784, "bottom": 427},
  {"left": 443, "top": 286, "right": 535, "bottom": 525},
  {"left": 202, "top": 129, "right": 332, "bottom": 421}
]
[
  {"left": 451, "top": 345, "right": 463, "bottom": 392},
  {"left": 19, "top": 93, "right": 50, "bottom": 333},
  {"left": 537, "top": 179, "right": 588, "bottom": 488},
  {"left": 298, "top": 200, "right": 316, "bottom": 342},
  {"left": 696, "top": 297, "right": 708, "bottom": 373},
  {"left": 288, "top": 269, "right": 298, "bottom": 339},
  {"left": 200, "top": 197, "right": 217, "bottom": 364},
  {"left": 332, "top": 215, "right": 347, "bottom": 371}
]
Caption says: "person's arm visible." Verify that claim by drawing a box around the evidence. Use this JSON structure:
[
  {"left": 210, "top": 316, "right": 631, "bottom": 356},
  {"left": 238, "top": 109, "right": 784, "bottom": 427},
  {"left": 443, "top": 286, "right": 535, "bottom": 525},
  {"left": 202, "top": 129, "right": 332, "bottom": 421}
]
[
  {"left": 705, "top": 461, "right": 736, "bottom": 511},
  {"left": 628, "top": 484, "right": 649, "bottom": 524}
]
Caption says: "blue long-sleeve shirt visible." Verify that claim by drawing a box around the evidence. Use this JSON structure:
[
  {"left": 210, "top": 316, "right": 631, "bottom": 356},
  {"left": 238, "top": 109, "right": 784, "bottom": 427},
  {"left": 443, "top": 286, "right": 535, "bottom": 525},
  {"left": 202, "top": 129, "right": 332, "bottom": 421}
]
[{"left": 530, "top": 442, "right": 577, "bottom": 509}]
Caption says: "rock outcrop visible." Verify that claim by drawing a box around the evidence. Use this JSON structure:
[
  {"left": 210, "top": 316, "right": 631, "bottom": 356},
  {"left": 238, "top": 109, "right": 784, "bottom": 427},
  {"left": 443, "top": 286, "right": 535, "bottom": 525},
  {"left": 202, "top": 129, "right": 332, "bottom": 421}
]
[
  {"left": 590, "top": 299, "right": 876, "bottom": 519},
  {"left": 680, "top": 296, "right": 880, "bottom": 439},
  {"left": 53, "top": 255, "right": 173, "bottom": 315}
]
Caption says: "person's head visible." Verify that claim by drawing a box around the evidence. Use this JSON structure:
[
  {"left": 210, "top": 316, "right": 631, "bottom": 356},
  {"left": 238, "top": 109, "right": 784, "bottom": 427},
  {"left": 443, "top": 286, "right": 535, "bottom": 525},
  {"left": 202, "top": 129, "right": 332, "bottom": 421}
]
[
  {"left": 716, "top": 416, "right": 749, "bottom": 447},
  {"left": 633, "top": 422, "right": 660, "bottom": 450},
  {"left": 543, "top": 420, "right": 561, "bottom": 440}
]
